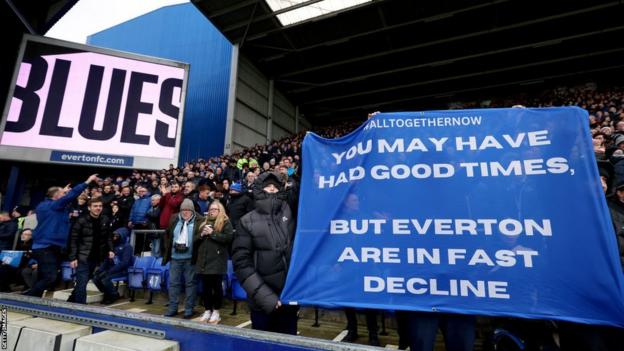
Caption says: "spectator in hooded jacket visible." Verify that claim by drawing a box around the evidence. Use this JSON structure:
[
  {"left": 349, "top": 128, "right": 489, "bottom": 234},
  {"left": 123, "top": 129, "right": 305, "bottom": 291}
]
[
  {"left": 232, "top": 172, "right": 297, "bottom": 334},
  {"left": 93, "top": 227, "right": 133, "bottom": 304},
  {"left": 25, "top": 174, "right": 99, "bottom": 297}
]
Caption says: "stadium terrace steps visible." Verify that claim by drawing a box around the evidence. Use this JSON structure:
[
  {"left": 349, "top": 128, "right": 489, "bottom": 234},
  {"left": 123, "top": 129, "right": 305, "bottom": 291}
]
[
  {"left": 6, "top": 312, "right": 36, "bottom": 351},
  {"left": 52, "top": 283, "right": 106, "bottom": 304},
  {"left": 74, "top": 330, "right": 179, "bottom": 351},
  {"left": 8, "top": 317, "right": 91, "bottom": 351}
]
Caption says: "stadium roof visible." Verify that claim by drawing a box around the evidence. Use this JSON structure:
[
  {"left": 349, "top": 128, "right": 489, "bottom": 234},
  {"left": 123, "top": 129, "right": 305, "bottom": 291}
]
[
  {"left": 2, "top": 0, "right": 79, "bottom": 109},
  {"left": 192, "top": 0, "right": 624, "bottom": 123}
]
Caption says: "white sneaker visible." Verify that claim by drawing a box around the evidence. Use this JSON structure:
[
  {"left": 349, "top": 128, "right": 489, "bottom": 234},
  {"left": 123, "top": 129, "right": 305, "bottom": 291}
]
[
  {"left": 208, "top": 310, "right": 221, "bottom": 324},
  {"left": 199, "top": 310, "right": 212, "bottom": 322}
]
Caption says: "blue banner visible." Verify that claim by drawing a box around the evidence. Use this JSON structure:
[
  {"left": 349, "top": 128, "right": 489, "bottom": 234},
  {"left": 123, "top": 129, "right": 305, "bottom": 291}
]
[
  {"left": 50, "top": 151, "right": 133, "bottom": 167},
  {"left": 281, "top": 107, "right": 624, "bottom": 327}
]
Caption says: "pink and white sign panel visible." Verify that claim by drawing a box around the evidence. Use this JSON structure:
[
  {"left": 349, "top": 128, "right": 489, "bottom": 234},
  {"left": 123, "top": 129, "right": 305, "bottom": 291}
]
[{"left": 1, "top": 44, "right": 185, "bottom": 160}]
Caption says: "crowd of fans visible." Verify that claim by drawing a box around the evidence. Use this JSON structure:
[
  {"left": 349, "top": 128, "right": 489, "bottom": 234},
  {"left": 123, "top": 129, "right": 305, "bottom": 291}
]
[{"left": 1, "top": 83, "right": 623, "bottom": 351}]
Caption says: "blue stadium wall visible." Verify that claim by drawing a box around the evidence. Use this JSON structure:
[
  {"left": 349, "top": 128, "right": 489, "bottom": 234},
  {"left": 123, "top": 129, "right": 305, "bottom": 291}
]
[{"left": 88, "top": 3, "right": 232, "bottom": 164}]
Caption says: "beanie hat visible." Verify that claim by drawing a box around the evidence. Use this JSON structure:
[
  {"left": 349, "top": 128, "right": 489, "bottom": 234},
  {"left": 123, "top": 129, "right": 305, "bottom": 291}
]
[
  {"left": 615, "top": 134, "right": 624, "bottom": 146},
  {"left": 230, "top": 182, "right": 242, "bottom": 193},
  {"left": 180, "top": 199, "right": 195, "bottom": 213},
  {"left": 262, "top": 173, "right": 282, "bottom": 190}
]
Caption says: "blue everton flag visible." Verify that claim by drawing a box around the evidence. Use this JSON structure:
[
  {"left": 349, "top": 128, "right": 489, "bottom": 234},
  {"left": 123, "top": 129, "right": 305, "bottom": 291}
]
[{"left": 280, "top": 107, "right": 624, "bottom": 327}]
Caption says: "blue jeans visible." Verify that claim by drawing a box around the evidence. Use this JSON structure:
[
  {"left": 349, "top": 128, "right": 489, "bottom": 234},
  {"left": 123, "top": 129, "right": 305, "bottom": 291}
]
[
  {"left": 400, "top": 312, "right": 475, "bottom": 351},
  {"left": 26, "top": 246, "right": 61, "bottom": 297},
  {"left": 71, "top": 261, "right": 97, "bottom": 304},
  {"left": 167, "top": 259, "right": 196, "bottom": 315}
]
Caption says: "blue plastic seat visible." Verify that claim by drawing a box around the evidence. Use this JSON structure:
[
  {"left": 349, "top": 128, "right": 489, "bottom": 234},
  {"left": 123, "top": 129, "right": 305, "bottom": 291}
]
[
  {"left": 146, "top": 258, "right": 166, "bottom": 291},
  {"left": 110, "top": 255, "right": 135, "bottom": 286},
  {"left": 127, "top": 256, "right": 156, "bottom": 301},
  {"left": 60, "top": 261, "right": 75, "bottom": 282},
  {"left": 145, "top": 258, "right": 169, "bottom": 304},
  {"left": 231, "top": 276, "right": 247, "bottom": 300}
]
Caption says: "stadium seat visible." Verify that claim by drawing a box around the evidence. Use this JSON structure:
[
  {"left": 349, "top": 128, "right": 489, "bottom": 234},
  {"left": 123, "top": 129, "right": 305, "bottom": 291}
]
[
  {"left": 229, "top": 275, "right": 247, "bottom": 315},
  {"left": 60, "top": 261, "right": 75, "bottom": 288},
  {"left": 127, "top": 256, "right": 156, "bottom": 301},
  {"left": 145, "top": 258, "right": 168, "bottom": 304},
  {"left": 110, "top": 255, "right": 135, "bottom": 288}
]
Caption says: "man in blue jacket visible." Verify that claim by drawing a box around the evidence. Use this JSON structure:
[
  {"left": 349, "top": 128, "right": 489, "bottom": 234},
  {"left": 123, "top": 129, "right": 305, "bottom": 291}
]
[
  {"left": 128, "top": 185, "right": 151, "bottom": 254},
  {"left": 25, "top": 174, "right": 99, "bottom": 297},
  {"left": 93, "top": 227, "right": 133, "bottom": 304},
  {"left": 128, "top": 186, "right": 151, "bottom": 228}
]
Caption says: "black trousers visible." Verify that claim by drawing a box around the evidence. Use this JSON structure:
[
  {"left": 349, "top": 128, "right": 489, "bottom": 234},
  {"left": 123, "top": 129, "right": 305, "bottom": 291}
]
[
  {"left": 199, "top": 274, "right": 223, "bottom": 310},
  {"left": 25, "top": 246, "right": 61, "bottom": 297},
  {"left": 344, "top": 308, "right": 378, "bottom": 336},
  {"left": 250, "top": 305, "right": 299, "bottom": 335},
  {"left": 397, "top": 311, "right": 475, "bottom": 351}
]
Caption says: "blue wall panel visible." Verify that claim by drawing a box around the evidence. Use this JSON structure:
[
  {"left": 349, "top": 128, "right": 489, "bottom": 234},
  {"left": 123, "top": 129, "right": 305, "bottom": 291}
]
[{"left": 88, "top": 3, "right": 232, "bottom": 164}]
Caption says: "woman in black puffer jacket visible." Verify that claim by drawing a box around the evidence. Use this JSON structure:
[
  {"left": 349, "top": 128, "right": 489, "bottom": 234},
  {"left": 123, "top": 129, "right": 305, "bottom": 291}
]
[{"left": 232, "top": 172, "right": 297, "bottom": 335}]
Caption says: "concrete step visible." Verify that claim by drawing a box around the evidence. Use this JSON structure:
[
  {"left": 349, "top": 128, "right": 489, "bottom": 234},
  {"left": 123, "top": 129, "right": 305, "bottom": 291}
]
[
  {"left": 75, "top": 330, "right": 179, "bottom": 351},
  {"left": 52, "top": 288, "right": 104, "bottom": 303},
  {"left": 9, "top": 317, "right": 92, "bottom": 351},
  {"left": 7, "top": 312, "right": 33, "bottom": 322},
  {"left": 51, "top": 281, "right": 127, "bottom": 303},
  {"left": 6, "top": 313, "right": 36, "bottom": 351}
]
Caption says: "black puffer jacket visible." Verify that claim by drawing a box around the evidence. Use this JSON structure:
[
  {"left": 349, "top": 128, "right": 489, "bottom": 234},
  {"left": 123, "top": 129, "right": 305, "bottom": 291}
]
[
  {"left": 226, "top": 192, "right": 254, "bottom": 229},
  {"left": 232, "top": 172, "right": 296, "bottom": 314},
  {"left": 68, "top": 215, "right": 113, "bottom": 263}
]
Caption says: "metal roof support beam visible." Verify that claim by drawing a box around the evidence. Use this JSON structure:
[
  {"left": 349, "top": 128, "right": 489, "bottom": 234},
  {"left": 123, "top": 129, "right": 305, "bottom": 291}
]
[
  {"left": 295, "top": 105, "right": 300, "bottom": 133},
  {"left": 276, "top": 1, "right": 621, "bottom": 78},
  {"left": 284, "top": 25, "right": 624, "bottom": 94},
  {"left": 266, "top": 79, "right": 274, "bottom": 143},
  {"left": 239, "top": 0, "right": 260, "bottom": 48},
  {"left": 245, "top": 0, "right": 386, "bottom": 41},
  {"left": 222, "top": 0, "right": 326, "bottom": 32},
  {"left": 198, "top": 0, "right": 259, "bottom": 19},
  {"left": 301, "top": 47, "right": 624, "bottom": 105},
  {"left": 5, "top": 0, "right": 37, "bottom": 34},
  {"left": 260, "top": 0, "right": 510, "bottom": 62}
]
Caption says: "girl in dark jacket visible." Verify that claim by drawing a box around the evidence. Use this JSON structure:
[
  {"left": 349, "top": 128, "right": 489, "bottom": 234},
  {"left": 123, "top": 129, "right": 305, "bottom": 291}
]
[{"left": 195, "top": 200, "right": 233, "bottom": 323}]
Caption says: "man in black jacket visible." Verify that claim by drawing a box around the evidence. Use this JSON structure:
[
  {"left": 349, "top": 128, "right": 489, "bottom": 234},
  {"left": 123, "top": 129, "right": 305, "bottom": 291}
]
[
  {"left": 68, "top": 197, "right": 114, "bottom": 304},
  {"left": 232, "top": 172, "right": 297, "bottom": 334},
  {"left": 226, "top": 183, "right": 253, "bottom": 231}
]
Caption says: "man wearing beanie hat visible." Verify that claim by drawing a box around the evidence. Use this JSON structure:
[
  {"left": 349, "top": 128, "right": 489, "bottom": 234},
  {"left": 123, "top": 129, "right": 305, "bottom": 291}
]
[
  {"left": 232, "top": 172, "right": 297, "bottom": 334},
  {"left": 162, "top": 198, "right": 203, "bottom": 319},
  {"left": 229, "top": 182, "right": 243, "bottom": 193}
]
